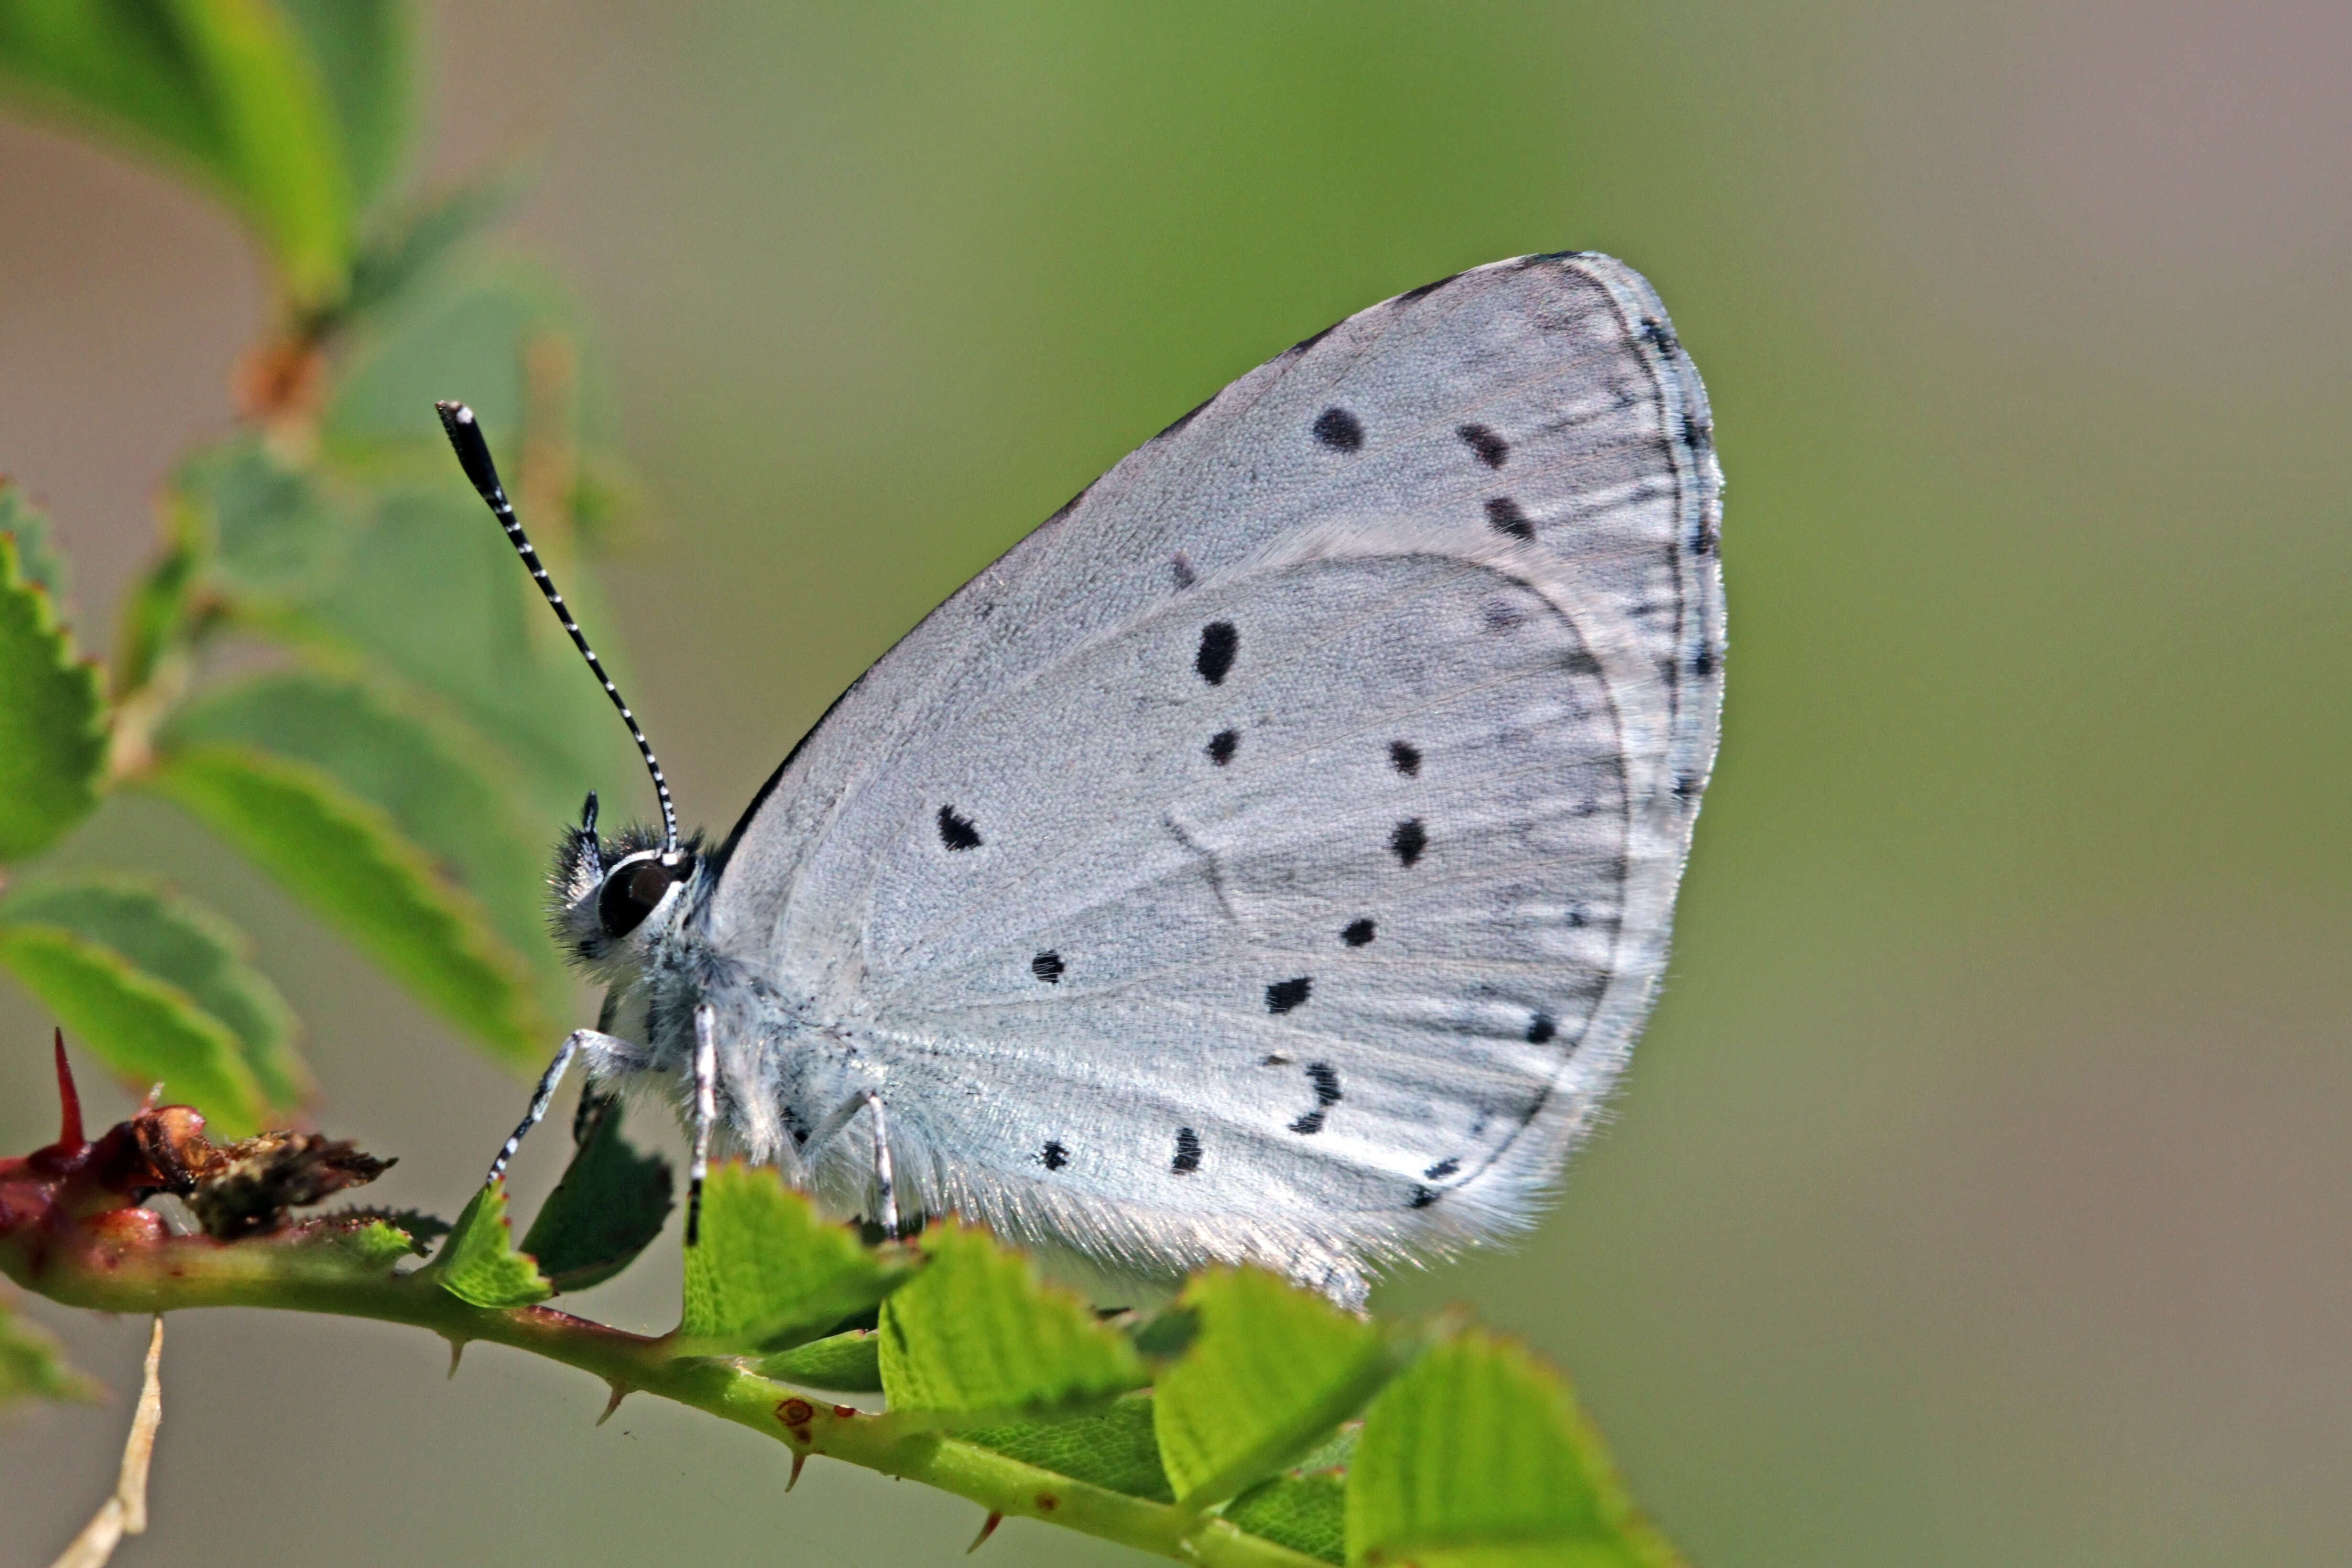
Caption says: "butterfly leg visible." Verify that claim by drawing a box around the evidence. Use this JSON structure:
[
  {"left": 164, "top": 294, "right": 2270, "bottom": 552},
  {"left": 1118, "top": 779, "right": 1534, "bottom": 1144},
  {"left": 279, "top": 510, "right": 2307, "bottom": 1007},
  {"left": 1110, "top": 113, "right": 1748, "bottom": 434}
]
[
  {"left": 483, "top": 1029, "right": 635, "bottom": 1187},
  {"left": 802, "top": 1089, "right": 900, "bottom": 1239},
  {"left": 687, "top": 1004, "right": 719, "bottom": 1245}
]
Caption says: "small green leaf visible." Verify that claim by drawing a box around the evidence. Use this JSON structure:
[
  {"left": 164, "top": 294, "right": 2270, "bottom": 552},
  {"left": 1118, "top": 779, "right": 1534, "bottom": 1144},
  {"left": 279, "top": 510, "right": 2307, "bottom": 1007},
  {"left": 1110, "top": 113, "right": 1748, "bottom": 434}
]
[
  {"left": 429, "top": 1179, "right": 552, "bottom": 1309},
  {"left": 1346, "top": 1330, "right": 1679, "bottom": 1568},
  {"left": 326, "top": 262, "right": 588, "bottom": 457},
  {"left": 878, "top": 1220, "right": 1146, "bottom": 1417},
  {"left": 0, "top": 922, "right": 265, "bottom": 1132},
  {"left": 0, "top": 0, "right": 355, "bottom": 305},
  {"left": 0, "top": 532, "right": 106, "bottom": 862},
  {"left": 679, "top": 1164, "right": 905, "bottom": 1353},
  {"left": 0, "top": 477, "right": 67, "bottom": 599},
  {"left": 756, "top": 1329, "right": 882, "bottom": 1393},
  {"left": 1, "top": 875, "right": 306, "bottom": 1107},
  {"left": 519, "top": 1095, "right": 671, "bottom": 1293},
  {"left": 1153, "top": 1267, "right": 1395, "bottom": 1507},
  {"left": 316, "top": 1216, "right": 435, "bottom": 1271},
  {"left": 175, "top": 436, "right": 360, "bottom": 604},
  {"left": 274, "top": 0, "right": 413, "bottom": 214},
  {"left": 144, "top": 742, "right": 552, "bottom": 1066},
  {"left": 1226, "top": 1470, "right": 1349, "bottom": 1565},
  {"left": 0, "top": 1300, "right": 95, "bottom": 1409},
  {"left": 964, "top": 1392, "right": 1176, "bottom": 1502},
  {"left": 166, "top": 671, "right": 563, "bottom": 998}
]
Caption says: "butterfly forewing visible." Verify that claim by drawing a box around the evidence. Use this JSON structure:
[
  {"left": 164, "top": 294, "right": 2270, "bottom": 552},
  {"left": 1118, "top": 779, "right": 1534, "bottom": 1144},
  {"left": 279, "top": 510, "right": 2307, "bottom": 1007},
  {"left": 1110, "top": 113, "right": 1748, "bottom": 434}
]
[{"left": 702, "top": 253, "right": 1721, "bottom": 1288}]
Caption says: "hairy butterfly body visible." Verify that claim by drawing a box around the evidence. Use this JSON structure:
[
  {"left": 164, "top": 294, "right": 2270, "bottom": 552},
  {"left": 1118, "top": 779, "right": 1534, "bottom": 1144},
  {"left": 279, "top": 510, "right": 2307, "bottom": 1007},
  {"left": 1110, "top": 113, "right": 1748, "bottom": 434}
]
[{"left": 445, "top": 250, "right": 1722, "bottom": 1305}]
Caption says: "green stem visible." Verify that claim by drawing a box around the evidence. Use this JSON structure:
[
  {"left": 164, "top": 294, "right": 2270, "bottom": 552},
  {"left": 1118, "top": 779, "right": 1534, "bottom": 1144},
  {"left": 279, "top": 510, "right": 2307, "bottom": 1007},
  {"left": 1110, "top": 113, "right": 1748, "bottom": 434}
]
[{"left": 1, "top": 1230, "right": 1319, "bottom": 1568}]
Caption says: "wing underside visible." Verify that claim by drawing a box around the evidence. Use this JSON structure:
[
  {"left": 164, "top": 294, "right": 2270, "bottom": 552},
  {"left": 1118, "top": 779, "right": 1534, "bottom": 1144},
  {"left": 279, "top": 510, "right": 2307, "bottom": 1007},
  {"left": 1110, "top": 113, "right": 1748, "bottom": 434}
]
[{"left": 704, "top": 252, "right": 1723, "bottom": 1288}]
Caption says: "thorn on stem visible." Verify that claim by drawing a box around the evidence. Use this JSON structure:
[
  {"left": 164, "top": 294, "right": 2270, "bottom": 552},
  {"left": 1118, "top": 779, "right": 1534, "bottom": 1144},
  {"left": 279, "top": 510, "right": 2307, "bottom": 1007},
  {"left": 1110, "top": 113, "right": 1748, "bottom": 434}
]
[
  {"left": 786, "top": 1451, "right": 807, "bottom": 1492},
  {"left": 446, "top": 1339, "right": 466, "bottom": 1380},
  {"left": 598, "top": 1384, "right": 629, "bottom": 1426},
  {"left": 966, "top": 1512, "right": 1003, "bottom": 1553},
  {"left": 53, "top": 1028, "right": 84, "bottom": 1149}
]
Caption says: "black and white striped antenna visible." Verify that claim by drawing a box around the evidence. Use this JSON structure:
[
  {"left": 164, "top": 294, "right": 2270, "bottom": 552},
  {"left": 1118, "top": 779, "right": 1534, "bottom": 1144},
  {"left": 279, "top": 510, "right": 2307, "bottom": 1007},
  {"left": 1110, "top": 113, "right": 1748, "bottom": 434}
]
[{"left": 434, "top": 401, "right": 680, "bottom": 858}]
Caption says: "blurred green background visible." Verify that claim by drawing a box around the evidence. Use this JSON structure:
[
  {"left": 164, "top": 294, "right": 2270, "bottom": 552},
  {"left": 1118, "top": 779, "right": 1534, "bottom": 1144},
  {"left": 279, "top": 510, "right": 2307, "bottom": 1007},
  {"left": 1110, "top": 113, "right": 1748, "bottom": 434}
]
[{"left": 3, "top": 2, "right": 2346, "bottom": 1564}]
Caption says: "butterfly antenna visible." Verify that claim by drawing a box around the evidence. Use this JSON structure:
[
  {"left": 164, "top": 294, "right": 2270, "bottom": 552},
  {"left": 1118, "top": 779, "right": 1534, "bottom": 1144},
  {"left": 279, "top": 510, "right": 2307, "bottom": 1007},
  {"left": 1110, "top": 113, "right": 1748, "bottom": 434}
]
[{"left": 434, "top": 401, "right": 681, "bottom": 858}]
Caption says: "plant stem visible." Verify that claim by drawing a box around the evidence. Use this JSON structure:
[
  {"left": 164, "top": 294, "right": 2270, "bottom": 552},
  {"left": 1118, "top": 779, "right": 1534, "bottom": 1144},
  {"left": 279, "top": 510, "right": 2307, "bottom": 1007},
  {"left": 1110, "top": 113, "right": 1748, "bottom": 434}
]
[{"left": 1, "top": 1227, "right": 1321, "bottom": 1567}]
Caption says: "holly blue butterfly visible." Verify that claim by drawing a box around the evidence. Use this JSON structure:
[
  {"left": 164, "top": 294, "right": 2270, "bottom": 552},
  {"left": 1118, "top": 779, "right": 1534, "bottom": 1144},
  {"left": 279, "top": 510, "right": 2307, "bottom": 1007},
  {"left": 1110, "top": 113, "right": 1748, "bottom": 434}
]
[{"left": 437, "top": 250, "right": 1722, "bottom": 1305}]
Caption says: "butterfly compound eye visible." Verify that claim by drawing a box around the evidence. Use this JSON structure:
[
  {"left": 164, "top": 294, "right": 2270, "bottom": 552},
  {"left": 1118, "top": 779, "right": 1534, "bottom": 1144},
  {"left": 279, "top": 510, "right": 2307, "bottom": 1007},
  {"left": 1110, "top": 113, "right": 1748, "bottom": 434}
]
[{"left": 598, "top": 857, "right": 680, "bottom": 938}]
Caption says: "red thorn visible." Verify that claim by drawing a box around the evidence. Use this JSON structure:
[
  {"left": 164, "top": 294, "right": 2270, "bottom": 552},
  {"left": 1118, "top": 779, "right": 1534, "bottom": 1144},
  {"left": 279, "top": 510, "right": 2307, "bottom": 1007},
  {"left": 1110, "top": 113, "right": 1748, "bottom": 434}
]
[
  {"left": 966, "top": 1512, "right": 1003, "bottom": 1553},
  {"left": 598, "top": 1383, "right": 630, "bottom": 1426},
  {"left": 52, "top": 1029, "right": 85, "bottom": 1149},
  {"left": 786, "top": 1450, "right": 807, "bottom": 1492}
]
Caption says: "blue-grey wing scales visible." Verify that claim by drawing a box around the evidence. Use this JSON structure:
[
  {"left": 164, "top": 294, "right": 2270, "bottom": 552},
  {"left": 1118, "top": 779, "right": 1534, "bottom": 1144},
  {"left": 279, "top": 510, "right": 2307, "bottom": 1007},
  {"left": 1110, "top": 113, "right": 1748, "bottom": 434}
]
[{"left": 692, "top": 253, "right": 1722, "bottom": 1298}]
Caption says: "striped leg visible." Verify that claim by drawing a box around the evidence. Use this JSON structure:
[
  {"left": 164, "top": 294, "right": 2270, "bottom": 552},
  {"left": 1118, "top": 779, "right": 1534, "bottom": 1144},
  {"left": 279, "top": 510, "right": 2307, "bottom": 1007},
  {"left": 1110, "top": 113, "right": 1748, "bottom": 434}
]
[
  {"left": 686, "top": 1004, "right": 719, "bottom": 1246},
  {"left": 484, "top": 1031, "right": 631, "bottom": 1187}
]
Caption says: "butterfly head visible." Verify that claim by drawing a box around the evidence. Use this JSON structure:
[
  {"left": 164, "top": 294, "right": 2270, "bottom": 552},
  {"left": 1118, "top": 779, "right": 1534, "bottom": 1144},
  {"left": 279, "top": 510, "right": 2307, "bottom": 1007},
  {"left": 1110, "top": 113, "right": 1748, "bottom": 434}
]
[{"left": 551, "top": 790, "right": 701, "bottom": 974}]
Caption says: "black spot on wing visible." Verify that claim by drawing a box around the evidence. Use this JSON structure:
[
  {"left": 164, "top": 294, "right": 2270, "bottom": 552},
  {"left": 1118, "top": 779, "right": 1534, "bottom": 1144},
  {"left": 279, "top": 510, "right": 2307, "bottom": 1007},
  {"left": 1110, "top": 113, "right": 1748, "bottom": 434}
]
[
  {"left": 1456, "top": 423, "right": 1509, "bottom": 468},
  {"left": 1563, "top": 649, "right": 1602, "bottom": 676},
  {"left": 1171, "top": 552, "right": 1198, "bottom": 588},
  {"left": 1640, "top": 316, "right": 1680, "bottom": 355},
  {"left": 1693, "top": 645, "right": 1718, "bottom": 678},
  {"left": 1485, "top": 496, "right": 1535, "bottom": 540},
  {"left": 1682, "top": 411, "right": 1713, "bottom": 450},
  {"left": 1266, "top": 976, "right": 1313, "bottom": 1014},
  {"left": 1031, "top": 949, "right": 1064, "bottom": 984},
  {"left": 1041, "top": 1140, "right": 1068, "bottom": 1171},
  {"left": 1289, "top": 1062, "right": 1342, "bottom": 1135},
  {"left": 1527, "top": 1012, "right": 1557, "bottom": 1045},
  {"left": 1342, "top": 917, "right": 1375, "bottom": 947},
  {"left": 1388, "top": 740, "right": 1421, "bottom": 776},
  {"left": 1410, "top": 1186, "right": 1438, "bottom": 1209},
  {"left": 1390, "top": 818, "right": 1427, "bottom": 868},
  {"left": 1172, "top": 1127, "right": 1202, "bottom": 1174},
  {"left": 1424, "top": 1157, "right": 1459, "bottom": 1180},
  {"left": 1196, "top": 621, "right": 1239, "bottom": 685},
  {"left": 1207, "top": 728, "right": 1239, "bottom": 766},
  {"left": 1312, "top": 406, "right": 1364, "bottom": 452},
  {"left": 937, "top": 805, "right": 982, "bottom": 851}
]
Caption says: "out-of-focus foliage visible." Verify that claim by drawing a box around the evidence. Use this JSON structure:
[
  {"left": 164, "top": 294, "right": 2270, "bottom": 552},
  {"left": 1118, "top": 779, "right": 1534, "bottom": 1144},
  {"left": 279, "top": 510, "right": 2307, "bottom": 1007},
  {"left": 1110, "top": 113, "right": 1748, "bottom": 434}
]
[{"left": 0, "top": 0, "right": 638, "bottom": 1119}]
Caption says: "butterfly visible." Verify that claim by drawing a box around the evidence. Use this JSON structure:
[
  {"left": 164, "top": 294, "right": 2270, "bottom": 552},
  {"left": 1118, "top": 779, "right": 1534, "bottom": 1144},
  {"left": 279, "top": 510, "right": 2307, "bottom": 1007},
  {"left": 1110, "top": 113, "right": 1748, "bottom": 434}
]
[{"left": 438, "top": 250, "right": 1722, "bottom": 1306}]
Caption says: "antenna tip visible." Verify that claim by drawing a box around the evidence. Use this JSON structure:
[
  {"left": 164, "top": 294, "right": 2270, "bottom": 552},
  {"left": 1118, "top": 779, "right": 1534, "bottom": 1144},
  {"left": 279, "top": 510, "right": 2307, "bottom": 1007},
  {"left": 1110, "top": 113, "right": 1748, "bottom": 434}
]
[{"left": 435, "top": 401, "right": 503, "bottom": 499}]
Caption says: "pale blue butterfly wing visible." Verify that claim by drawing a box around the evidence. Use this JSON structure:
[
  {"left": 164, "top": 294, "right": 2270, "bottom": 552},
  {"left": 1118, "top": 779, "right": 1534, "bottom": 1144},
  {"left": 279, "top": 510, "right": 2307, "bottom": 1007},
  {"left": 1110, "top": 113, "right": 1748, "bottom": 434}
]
[{"left": 697, "top": 253, "right": 1721, "bottom": 1296}]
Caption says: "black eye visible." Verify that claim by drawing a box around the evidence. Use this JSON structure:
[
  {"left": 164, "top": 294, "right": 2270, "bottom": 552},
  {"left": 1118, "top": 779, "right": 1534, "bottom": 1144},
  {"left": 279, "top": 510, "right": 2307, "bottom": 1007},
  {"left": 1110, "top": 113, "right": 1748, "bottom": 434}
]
[{"left": 598, "top": 858, "right": 681, "bottom": 938}]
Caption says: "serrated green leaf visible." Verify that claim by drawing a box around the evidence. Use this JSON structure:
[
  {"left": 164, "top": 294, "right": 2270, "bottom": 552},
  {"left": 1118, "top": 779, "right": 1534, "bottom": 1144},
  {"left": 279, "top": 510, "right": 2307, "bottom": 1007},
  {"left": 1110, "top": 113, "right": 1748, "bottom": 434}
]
[
  {"left": 0, "top": 478, "right": 66, "bottom": 599},
  {"left": 261, "top": 479, "right": 641, "bottom": 829},
  {"left": 878, "top": 1220, "right": 1146, "bottom": 1417},
  {"left": 0, "top": 1299, "right": 95, "bottom": 1409},
  {"left": 679, "top": 1164, "right": 904, "bottom": 1353},
  {"left": 1227, "top": 1470, "right": 1348, "bottom": 1565},
  {"left": 519, "top": 1095, "right": 671, "bottom": 1293},
  {"left": 275, "top": 0, "right": 412, "bottom": 213},
  {"left": 756, "top": 1329, "right": 882, "bottom": 1393},
  {"left": 319, "top": 1217, "right": 432, "bottom": 1270},
  {"left": 0, "top": 0, "right": 355, "bottom": 305},
  {"left": 1153, "top": 1267, "right": 1394, "bottom": 1508},
  {"left": 175, "top": 436, "right": 361, "bottom": 604},
  {"left": 144, "top": 741, "right": 551, "bottom": 1066},
  {"left": 0, "top": 532, "right": 106, "bottom": 862},
  {"left": 1346, "top": 1331, "right": 1679, "bottom": 1568},
  {"left": 429, "top": 1179, "right": 552, "bottom": 1308},
  {"left": 0, "top": 874, "right": 306, "bottom": 1107},
  {"left": 0, "top": 922, "right": 264, "bottom": 1132},
  {"left": 166, "top": 671, "right": 563, "bottom": 997},
  {"left": 965, "top": 1392, "right": 1175, "bottom": 1502}
]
